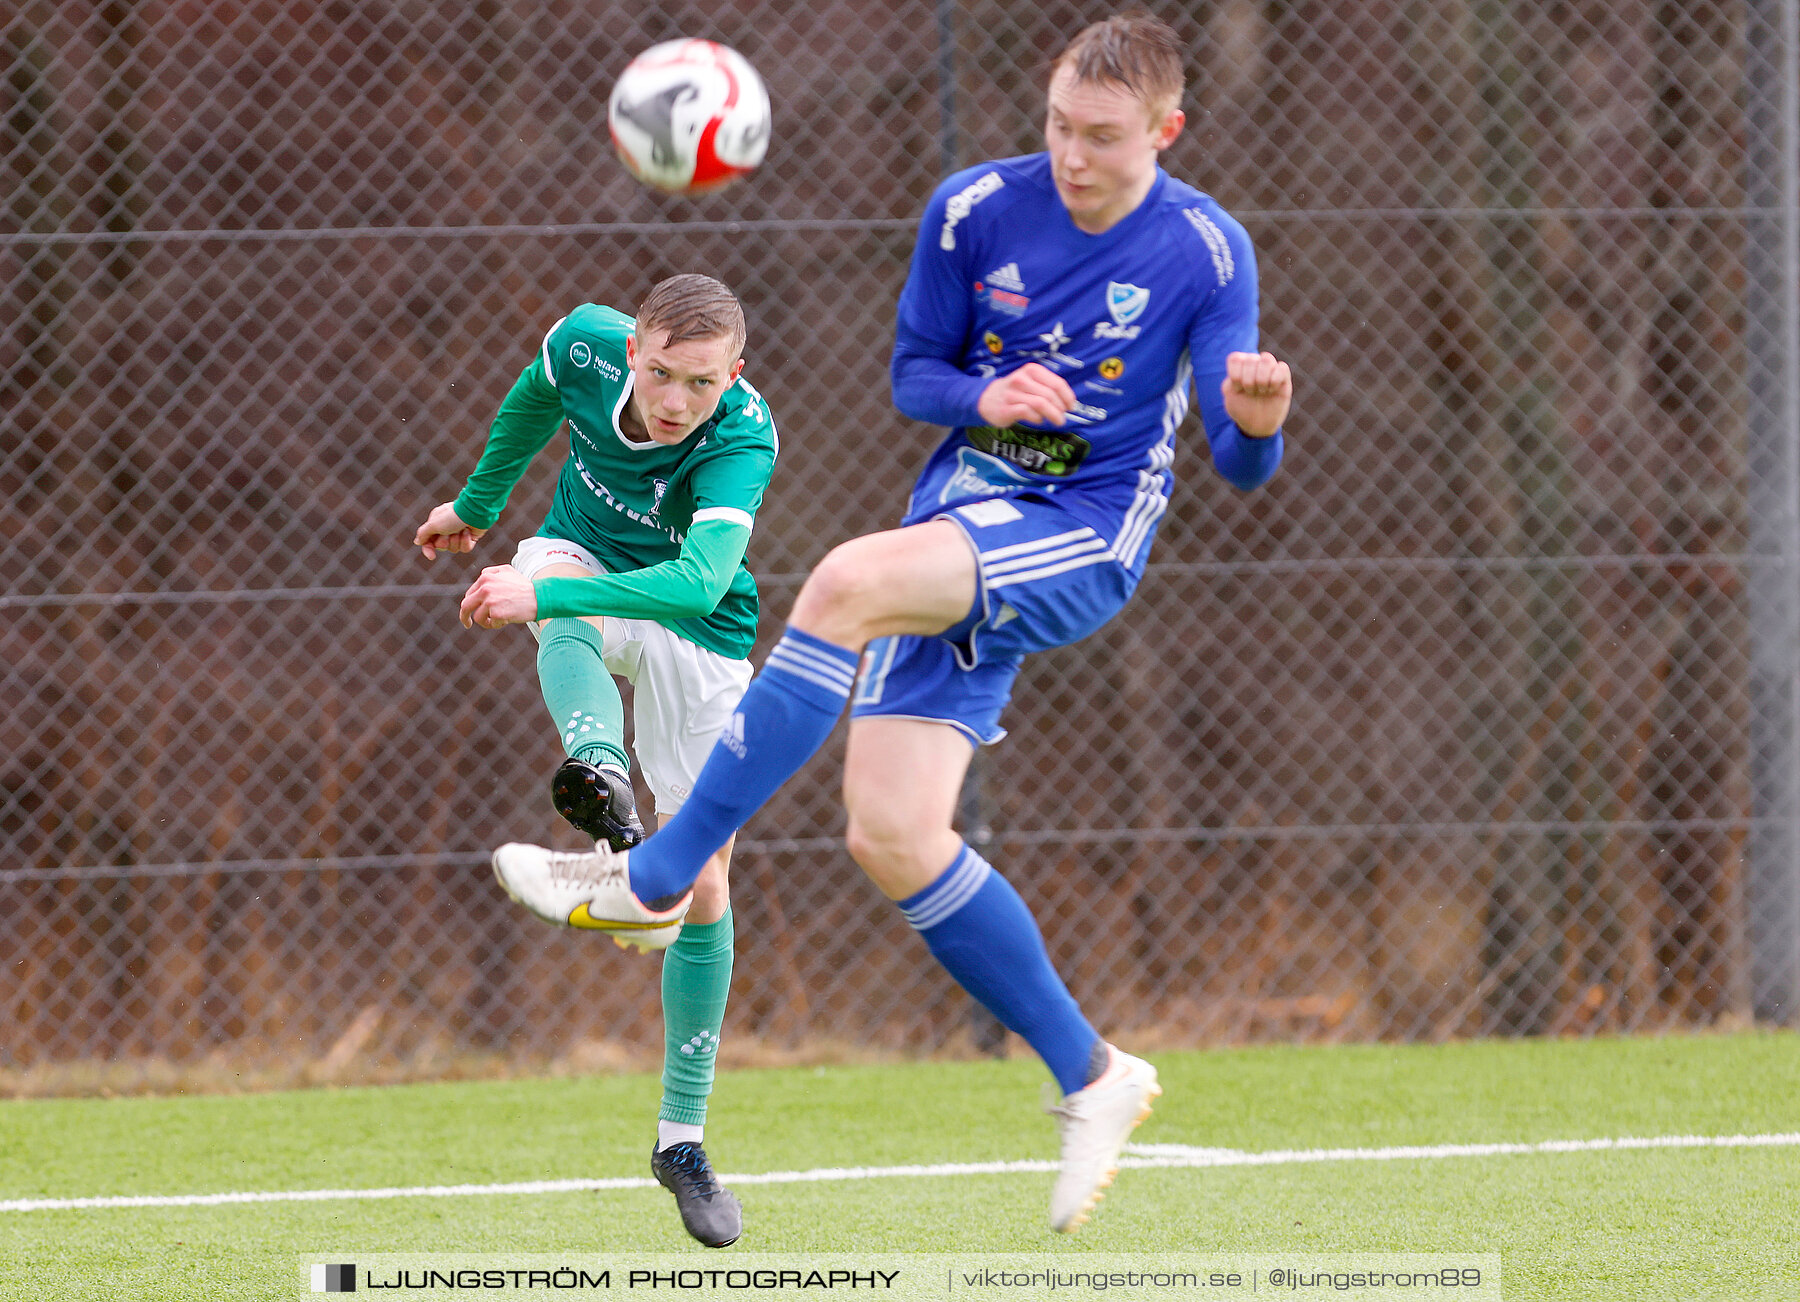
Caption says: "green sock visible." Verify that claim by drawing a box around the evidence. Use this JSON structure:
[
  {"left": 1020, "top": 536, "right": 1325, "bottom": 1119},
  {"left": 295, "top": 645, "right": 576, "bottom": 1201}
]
[
  {"left": 536, "top": 618, "right": 628, "bottom": 772},
  {"left": 659, "top": 910, "right": 734, "bottom": 1126}
]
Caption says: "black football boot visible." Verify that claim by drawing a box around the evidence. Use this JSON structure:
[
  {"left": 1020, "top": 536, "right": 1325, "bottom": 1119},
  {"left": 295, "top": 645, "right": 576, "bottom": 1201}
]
[
  {"left": 550, "top": 757, "right": 646, "bottom": 852},
  {"left": 650, "top": 1141, "right": 742, "bottom": 1248}
]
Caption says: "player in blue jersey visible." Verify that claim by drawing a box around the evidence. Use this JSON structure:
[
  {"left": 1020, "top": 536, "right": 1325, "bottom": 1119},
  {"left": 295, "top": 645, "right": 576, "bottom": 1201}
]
[{"left": 494, "top": 12, "right": 1292, "bottom": 1232}]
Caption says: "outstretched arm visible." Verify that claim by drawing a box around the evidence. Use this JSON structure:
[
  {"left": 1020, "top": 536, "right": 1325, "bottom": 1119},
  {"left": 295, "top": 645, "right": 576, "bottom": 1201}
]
[
  {"left": 458, "top": 517, "right": 753, "bottom": 629},
  {"left": 448, "top": 355, "right": 566, "bottom": 531},
  {"left": 411, "top": 352, "right": 565, "bottom": 560}
]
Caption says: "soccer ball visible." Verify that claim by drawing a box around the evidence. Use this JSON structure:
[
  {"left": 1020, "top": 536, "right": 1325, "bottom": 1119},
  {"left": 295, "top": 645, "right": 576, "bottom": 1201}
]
[{"left": 608, "top": 40, "right": 771, "bottom": 194}]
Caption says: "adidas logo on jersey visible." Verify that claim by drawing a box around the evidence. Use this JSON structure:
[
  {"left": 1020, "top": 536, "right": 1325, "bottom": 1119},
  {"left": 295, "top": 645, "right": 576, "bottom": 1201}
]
[{"left": 978, "top": 261, "right": 1030, "bottom": 317}]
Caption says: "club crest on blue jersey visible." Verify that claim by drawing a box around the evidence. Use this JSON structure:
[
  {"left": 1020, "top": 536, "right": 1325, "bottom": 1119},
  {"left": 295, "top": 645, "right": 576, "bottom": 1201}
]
[
  {"left": 1094, "top": 282, "right": 1149, "bottom": 340},
  {"left": 1106, "top": 282, "right": 1149, "bottom": 325}
]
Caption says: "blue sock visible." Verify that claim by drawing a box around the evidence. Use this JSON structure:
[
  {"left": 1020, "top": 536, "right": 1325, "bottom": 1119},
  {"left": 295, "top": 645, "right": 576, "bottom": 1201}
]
[
  {"left": 629, "top": 628, "right": 859, "bottom": 905},
  {"left": 900, "top": 844, "right": 1100, "bottom": 1095}
]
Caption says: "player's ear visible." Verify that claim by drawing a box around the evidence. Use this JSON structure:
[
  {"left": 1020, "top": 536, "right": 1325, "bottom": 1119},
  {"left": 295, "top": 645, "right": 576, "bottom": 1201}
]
[
  {"left": 729, "top": 359, "right": 744, "bottom": 383},
  {"left": 625, "top": 333, "right": 637, "bottom": 366},
  {"left": 1152, "top": 108, "right": 1185, "bottom": 151}
]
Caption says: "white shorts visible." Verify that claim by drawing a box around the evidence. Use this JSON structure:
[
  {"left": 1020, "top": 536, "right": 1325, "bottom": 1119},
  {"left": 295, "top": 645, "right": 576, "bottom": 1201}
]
[{"left": 512, "top": 535, "right": 753, "bottom": 816}]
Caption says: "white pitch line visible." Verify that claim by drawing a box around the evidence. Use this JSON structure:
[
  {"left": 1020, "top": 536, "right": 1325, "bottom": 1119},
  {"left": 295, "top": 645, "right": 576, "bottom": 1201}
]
[
  {"left": 1119, "top": 1131, "right": 1800, "bottom": 1167},
  {"left": 1, "top": 1132, "right": 1793, "bottom": 1214}
]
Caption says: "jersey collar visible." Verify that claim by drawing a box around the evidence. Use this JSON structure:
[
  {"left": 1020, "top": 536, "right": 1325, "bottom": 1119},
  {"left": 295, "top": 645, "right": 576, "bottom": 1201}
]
[
  {"left": 609, "top": 374, "right": 663, "bottom": 452},
  {"left": 609, "top": 373, "right": 717, "bottom": 451},
  {"left": 1054, "top": 164, "right": 1168, "bottom": 242}
]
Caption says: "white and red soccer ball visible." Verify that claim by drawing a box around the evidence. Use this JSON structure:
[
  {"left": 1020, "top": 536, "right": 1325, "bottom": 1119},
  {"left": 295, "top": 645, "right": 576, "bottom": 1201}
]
[{"left": 608, "top": 40, "right": 771, "bottom": 194}]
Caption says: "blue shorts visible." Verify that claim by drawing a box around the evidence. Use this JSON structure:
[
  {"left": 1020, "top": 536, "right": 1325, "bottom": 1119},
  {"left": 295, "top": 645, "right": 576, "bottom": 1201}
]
[{"left": 849, "top": 493, "right": 1137, "bottom": 746}]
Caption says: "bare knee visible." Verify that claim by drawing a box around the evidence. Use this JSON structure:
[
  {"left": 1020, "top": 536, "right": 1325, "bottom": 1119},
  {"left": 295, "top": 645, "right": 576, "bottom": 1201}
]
[
  {"left": 842, "top": 716, "right": 974, "bottom": 900},
  {"left": 788, "top": 544, "right": 880, "bottom": 647},
  {"left": 788, "top": 523, "right": 976, "bottom": 648},
  {"left": 843, "top": 809, "right": 900, "bottom": 881},
  {"left": 845, "top": 806, "right": 960, "bottom": 900},
  {"left": 685, "top": 841, "right": 732, "bottom": 925}
]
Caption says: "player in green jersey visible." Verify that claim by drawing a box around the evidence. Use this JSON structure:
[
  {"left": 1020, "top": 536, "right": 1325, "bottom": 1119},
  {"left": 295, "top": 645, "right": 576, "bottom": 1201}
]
[{"left": 412, "top": 274, "right": 777, "bottom": 1249}]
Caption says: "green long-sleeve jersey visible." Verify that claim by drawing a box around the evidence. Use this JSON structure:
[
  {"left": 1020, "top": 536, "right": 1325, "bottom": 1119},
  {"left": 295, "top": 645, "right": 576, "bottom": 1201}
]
[{"left": 452, "top": 304, "right": 779, "bottom": 659}]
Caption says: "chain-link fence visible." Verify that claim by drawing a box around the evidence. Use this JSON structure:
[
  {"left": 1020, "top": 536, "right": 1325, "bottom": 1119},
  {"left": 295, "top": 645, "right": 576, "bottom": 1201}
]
[{"left": 4, "top": 0, "right": 1798, "bottom": 1091}]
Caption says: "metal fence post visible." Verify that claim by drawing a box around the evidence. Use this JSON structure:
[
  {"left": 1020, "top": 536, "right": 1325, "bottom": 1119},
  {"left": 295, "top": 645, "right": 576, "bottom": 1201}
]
[
  {"left": 1745, "top": 0, "right": 1800, "bottom": 1025},
  {"left": 936, "top": 0, "right": 959, "bottom": 178},
  {"left": 935, "top": 0, "right": 1006, "bottom": 1056}
]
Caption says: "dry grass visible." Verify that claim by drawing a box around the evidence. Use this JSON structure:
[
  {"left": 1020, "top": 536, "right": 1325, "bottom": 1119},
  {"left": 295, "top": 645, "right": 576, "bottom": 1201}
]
[{"left": 0, "top": 1027, "right": 1029, "bottom": 1099}]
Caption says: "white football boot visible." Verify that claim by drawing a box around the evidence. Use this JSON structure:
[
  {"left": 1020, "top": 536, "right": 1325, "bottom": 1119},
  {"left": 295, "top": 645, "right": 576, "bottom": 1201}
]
[
  {"left": 1045, "top": 1044, "right": 1161, "bottom": 1232},
  {"left": 491, "top": 842, "right": 690, "bottom": 950}
]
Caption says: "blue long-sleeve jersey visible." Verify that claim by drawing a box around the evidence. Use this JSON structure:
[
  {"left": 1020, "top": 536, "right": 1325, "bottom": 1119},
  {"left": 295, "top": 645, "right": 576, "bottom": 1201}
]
[{"left": 891, "top": 153, "right": 1283, "bottom": 572}]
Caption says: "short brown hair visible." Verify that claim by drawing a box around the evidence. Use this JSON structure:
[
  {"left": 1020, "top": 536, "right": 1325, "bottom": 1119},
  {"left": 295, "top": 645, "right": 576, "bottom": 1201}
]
[
  {"left": 1051, "top": 11, "right": 1185, "bottom": 120},
  {"left": 635, "top": 273, "right": 746, "bottom": 356}
]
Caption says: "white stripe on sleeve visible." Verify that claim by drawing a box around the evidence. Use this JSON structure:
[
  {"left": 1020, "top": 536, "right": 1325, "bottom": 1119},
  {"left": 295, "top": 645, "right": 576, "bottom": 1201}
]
[
  {"left": 691, "top": 507, "right": 754, "bottom": 530},
  {"left": 539, "top": 316, "right": 568, "bottom": 388}
]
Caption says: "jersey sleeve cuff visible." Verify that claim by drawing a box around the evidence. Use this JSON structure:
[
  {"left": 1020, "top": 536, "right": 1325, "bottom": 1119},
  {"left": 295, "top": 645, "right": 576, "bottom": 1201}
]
[
  {"left": 449, "top": 491, "right": 500, "bottom": 531},
  {"left": 690, "top": 507, "right": 754, "bottom": 530}
]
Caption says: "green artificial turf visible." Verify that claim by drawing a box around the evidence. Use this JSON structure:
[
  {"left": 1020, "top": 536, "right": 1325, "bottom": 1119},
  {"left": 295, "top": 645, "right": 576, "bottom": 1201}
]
[{"left": 0, "top": 1031, "right": 1793, "bottom": 1301}]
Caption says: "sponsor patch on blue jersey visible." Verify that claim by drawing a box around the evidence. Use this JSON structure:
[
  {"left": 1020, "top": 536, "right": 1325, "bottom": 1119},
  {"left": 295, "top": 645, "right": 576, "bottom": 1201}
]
[
  {"left": 937, "top": 447, "right": 1035, "bottom": 504},
  {"left": 977, "top": 282, "right": 1030, "bottom": 316},
  {"left": 976, "top": 261, "right": 1030, "bottom": 316}
]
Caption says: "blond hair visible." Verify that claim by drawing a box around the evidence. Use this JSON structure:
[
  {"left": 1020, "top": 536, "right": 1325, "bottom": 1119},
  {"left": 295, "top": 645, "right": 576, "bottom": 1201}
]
[
  {"left": 636, "top": 273, "right": 746, "bottom": 355},
  {"left": 1052, "top": 11, "right": 1185, "bottom": 120}
]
